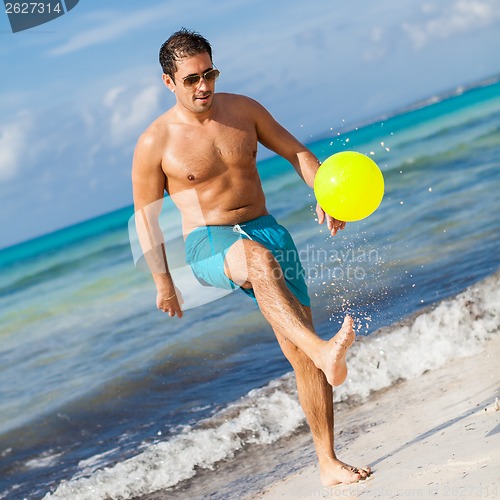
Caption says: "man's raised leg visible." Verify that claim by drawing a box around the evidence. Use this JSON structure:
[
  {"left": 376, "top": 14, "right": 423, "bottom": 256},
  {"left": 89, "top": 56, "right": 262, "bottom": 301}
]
[{"left": 224, "top": 239, "right": 354, "bottom": 387}]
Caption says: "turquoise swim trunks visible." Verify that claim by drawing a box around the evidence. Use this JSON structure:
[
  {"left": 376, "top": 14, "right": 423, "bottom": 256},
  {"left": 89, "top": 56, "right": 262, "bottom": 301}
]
[{"left": 185, "top": 214, "right": 310, "bottom": 307}]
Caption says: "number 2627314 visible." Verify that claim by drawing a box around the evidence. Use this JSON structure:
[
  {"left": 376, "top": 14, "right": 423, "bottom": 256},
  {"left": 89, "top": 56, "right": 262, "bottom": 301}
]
[{"left": 5, "top": 2, "right": 62, "bottom": 14}]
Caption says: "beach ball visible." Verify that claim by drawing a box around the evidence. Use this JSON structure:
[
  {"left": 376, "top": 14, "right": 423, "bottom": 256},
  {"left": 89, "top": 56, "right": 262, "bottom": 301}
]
[{"left": 314, "top": 151, "right": 384, "bottom": 222}]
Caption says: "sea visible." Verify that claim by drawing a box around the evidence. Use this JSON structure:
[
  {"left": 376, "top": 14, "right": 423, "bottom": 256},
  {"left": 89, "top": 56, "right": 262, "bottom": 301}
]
[{"left": 1, "top": 76, "right": 500, "bottom": 500}]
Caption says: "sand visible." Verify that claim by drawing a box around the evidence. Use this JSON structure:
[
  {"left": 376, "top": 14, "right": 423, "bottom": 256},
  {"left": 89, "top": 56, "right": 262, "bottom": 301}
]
[{"left": 256, "top": 335, "right": 500, "bottom": 499}]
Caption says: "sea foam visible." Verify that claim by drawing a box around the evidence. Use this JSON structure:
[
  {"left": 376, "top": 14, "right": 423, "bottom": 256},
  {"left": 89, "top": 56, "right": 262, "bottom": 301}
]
[{"left": 43, "top": 269, "right": 500, "bottom": 499}]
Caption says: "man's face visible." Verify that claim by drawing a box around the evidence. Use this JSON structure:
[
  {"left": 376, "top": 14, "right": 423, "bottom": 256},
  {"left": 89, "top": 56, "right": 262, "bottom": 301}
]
[{"left": 165, "top": 52, "right": 217, "bottom": 114}]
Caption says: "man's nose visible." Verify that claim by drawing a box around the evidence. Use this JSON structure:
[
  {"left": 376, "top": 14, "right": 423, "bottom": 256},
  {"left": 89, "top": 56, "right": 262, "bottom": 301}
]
[{"left": 197, "top": 76, "right": 210, "bottom": 91}]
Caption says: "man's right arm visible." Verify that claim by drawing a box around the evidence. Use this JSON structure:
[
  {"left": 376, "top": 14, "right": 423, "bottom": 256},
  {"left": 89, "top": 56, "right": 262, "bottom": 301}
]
[{"left": 132, "top": 130, "right": 183, "bottom": 318}]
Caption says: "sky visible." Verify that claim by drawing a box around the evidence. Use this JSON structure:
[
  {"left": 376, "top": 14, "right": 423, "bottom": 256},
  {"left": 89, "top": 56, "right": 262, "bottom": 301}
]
[{"left": 0, "top": 0, "right": 499, "bottom": 249}]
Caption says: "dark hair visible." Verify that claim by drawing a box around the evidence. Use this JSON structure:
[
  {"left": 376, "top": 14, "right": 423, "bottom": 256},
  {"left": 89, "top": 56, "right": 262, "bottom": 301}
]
[{"left": 159, "top": 28, "right": 213, "bottom": 78}]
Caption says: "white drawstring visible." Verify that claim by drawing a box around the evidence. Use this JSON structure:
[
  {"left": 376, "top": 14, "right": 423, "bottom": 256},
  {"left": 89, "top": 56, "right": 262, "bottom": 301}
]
[{"left": 233, "top": 224, "right": 253, "bottom": 240}]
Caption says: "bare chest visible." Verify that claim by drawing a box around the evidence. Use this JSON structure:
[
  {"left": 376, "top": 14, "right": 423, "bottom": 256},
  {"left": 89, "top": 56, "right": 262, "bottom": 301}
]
[{"left": 163, "top": 122, "right": 258, "bottom": 186}]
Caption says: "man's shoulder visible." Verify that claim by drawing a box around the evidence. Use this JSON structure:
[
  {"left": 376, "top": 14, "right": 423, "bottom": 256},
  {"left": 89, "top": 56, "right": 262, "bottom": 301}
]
[
  {"left": 218, "top": 91, "right": 264, "bottom": 106},
  {"left": 137, "top": 110, "right": 172, "bottom": 148},
  {"left": 216, "top": 92, "right": 266, "bottom": 115}
]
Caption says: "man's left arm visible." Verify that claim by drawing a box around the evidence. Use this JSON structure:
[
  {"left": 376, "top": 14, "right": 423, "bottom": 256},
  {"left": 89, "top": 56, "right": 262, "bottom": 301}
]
[{"left": 249, "top": 97, "right": 346, "bottom": 236}]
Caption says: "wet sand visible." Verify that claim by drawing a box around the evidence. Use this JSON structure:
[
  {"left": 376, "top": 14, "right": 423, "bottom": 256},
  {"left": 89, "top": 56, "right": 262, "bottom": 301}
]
[{"left": 256, "top": 336, "right": 500, "bottom": 499}]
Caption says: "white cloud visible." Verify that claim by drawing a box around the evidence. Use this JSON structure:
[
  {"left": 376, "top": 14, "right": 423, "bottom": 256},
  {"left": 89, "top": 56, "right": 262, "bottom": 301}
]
[
  {"left": 46, "top": 0, "right": 252, "bottom": 57},
  {"left": 47, "top": 5, "right": 172, "bottom": 57},
  {"left": 106, "top": 82, "right": 163, "bottom": 145},
  {"left": 403, "top": 0, "right": 498, "bottom": 49},
  {"left": 103, "top": 86, "right": 126, "bottom": 108},
  {"left": 0, "top": 113, "right": 32, "bottom": 182},
  {"left": 362, "top": 27, "right": 388, "bottom": 61}
]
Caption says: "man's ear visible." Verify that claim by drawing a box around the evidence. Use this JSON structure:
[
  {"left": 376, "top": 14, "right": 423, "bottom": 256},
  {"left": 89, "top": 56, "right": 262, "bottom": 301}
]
[{"left": 162, "top": 73, "right": 175, "bottom": 93}]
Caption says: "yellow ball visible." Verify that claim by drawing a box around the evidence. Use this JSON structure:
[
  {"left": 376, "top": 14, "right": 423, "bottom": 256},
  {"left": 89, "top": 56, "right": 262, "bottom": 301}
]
[{"left": 314, "top": 151, "right": 384, "bottom": 222}]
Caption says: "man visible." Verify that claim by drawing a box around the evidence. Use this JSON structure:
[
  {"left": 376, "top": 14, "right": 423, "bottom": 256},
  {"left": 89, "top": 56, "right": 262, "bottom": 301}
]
[{"left": 132, "top": 28, "right": 371, "bottom": 486}]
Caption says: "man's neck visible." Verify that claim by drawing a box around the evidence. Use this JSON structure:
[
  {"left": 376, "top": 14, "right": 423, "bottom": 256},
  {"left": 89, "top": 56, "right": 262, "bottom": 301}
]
[{"left": 175, "top": 96, "right": 216, "bottom": 125}]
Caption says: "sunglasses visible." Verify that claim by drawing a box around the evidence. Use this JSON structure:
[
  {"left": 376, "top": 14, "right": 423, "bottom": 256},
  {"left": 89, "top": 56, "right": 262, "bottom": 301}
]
[{"left": 181, "top": 68, "right": 220, "bottom": 89}]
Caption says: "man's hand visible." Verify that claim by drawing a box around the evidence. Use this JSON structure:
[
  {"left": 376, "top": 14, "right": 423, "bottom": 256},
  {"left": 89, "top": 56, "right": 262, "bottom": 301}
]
[
  {"left": 316, "top": 202, "right": 346, "bottom": 237},
  {"left": 156, "top": 286, "right": 184, "bottom": 318}
]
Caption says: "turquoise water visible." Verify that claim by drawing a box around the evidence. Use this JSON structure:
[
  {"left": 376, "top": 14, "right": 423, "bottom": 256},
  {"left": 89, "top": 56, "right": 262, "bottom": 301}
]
[{"left": 1, "top": 78, "right": 500, "bottom": 499}]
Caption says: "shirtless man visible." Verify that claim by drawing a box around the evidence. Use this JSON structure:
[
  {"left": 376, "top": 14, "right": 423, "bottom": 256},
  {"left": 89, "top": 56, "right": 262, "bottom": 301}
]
[{"left": 132, "top": 28, "right": 371, "bottom": 486}]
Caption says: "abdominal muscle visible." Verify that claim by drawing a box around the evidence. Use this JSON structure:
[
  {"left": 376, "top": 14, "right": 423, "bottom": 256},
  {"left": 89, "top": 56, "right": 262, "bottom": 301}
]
[{"left": 169, "top": 167, "right": 269, "bottom": 236}]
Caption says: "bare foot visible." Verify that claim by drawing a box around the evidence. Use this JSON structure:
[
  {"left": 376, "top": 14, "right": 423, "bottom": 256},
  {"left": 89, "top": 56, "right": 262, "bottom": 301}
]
[
  {"left": 318, "top": 316, "right": 356, "bottom": 386},
  {"left": 320, "top": 458, "right": 372, "bottom": 486}
]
